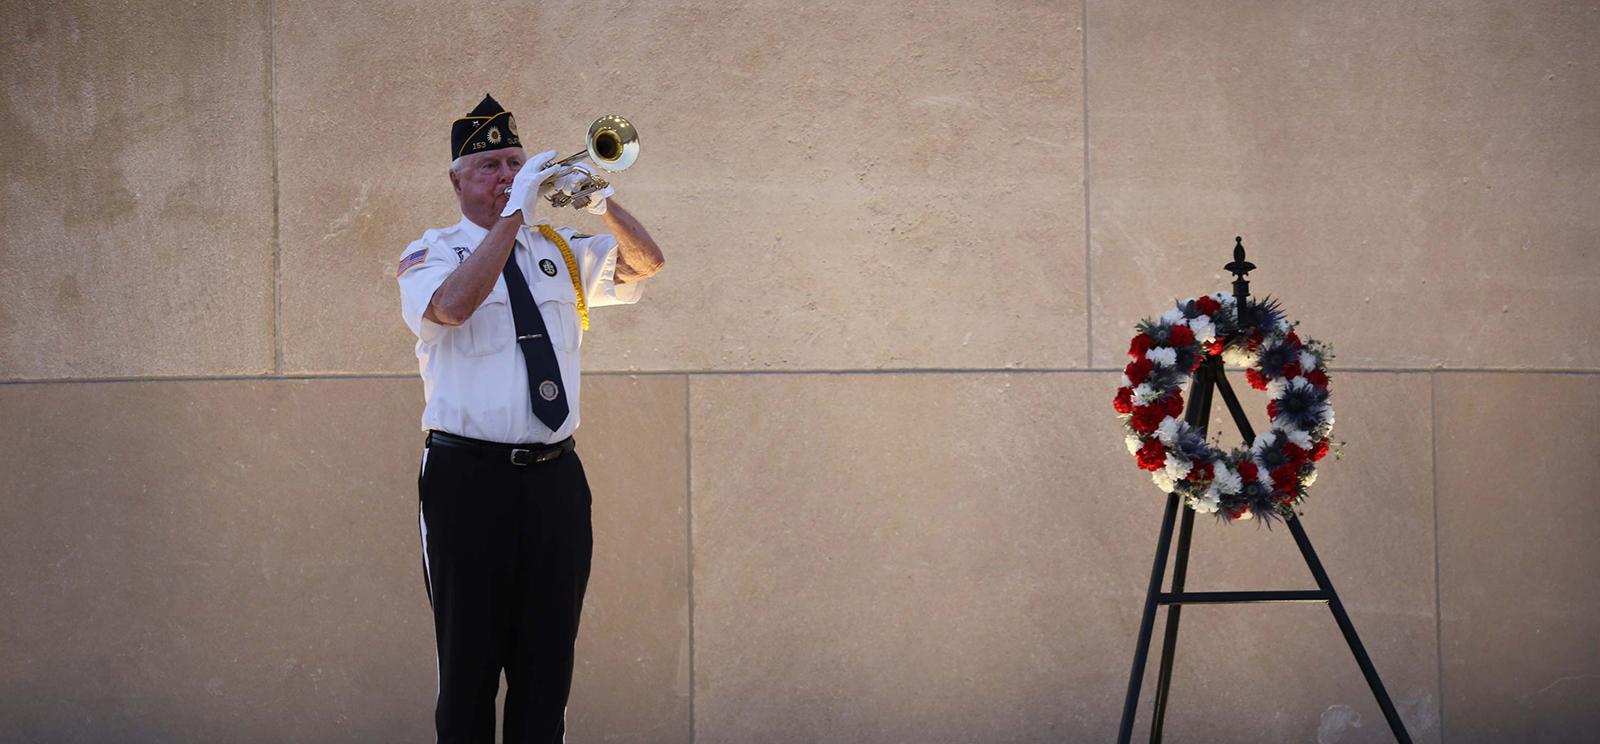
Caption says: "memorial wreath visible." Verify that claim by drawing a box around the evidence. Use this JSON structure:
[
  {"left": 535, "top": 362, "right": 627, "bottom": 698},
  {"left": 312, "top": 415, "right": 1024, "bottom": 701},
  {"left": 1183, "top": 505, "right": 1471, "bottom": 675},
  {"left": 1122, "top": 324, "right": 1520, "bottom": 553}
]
[{"left": 1112, "top": 292, "right": 1336, "bottom": 522}]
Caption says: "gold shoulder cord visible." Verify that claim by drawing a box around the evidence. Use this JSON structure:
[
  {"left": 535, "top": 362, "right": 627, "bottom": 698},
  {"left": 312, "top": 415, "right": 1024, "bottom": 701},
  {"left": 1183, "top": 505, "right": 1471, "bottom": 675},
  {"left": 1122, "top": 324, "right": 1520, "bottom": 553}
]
[{"left": 537, "top": 224, "right": 590, "bottom": 330}]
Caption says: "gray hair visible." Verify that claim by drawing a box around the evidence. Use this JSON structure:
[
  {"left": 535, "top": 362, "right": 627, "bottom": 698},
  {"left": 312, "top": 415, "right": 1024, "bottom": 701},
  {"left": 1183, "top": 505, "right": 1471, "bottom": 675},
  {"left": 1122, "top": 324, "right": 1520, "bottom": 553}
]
[{"left": 450, "top": 147, "right": 528, "bottom": 174}]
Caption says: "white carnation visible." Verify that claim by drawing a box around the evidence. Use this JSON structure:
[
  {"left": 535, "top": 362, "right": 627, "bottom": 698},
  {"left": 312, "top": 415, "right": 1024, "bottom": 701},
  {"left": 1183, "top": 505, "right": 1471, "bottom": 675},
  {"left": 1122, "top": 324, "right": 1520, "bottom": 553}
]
[
  {"left": 1285, "top": 428, "right": 1314, "bottom": 449},
  {"left": 1160, "top": 307, "right": 1185, "bottom": 325},
  {"left": 1151, "top": 471, "right": 1177, "bottom": 493},
  {"left": 1156, "top": 416, "right": 1184, "bottom": 446},
  {"left": 1163, "top": 456, "right": 1192, "bottom": 481},
  {"left": 1298, "top": 350, "right": 1317, "bottom": 370},
  {"left": 1222, "top": 346, "right": 1258, "bottom": 367},
  {"left": 1145, "top": 347, "right": 1178, "bottom": 368},
  {"left": 1193, "top": 488, "right": 1221, "bottom": 514},
  {"left": 1189, "top": 316, "right": 1217, "bottom": 343},
  {"left": 1125, "top": 434, "right": 1143, "bottom": 455},
  {"left": 1132, "top": 383, "right": 1159, "bottom": 405},
  {"left": 1303, "top": 469, "right": 1318, "bottom": 487},
  {"left": 1213, "top": 291, "right": 1234, "bottom": 306},
  {"left": 1213, "top": 466, "right": 1243, "bottom": 495},
  {"left": 1265, "top": 377, "right": 1289, "bottom": 399}
]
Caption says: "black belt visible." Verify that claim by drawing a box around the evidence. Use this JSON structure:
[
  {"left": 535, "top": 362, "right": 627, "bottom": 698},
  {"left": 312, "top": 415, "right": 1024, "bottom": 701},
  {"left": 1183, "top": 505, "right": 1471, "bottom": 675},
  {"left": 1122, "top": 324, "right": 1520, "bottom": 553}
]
[{"left": 426, "top": 430, "right": 575, "bottom": 466}]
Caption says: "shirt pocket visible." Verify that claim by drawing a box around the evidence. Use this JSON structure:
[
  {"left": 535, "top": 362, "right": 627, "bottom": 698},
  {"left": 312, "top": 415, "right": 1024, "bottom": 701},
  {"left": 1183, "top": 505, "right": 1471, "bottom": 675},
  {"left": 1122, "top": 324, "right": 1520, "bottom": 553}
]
[
  {"left": 460, "top": 290, "right": 514, "bottom": 357},
  {"left": 532, "top": 279, "right": 580, "bottom": 353}
]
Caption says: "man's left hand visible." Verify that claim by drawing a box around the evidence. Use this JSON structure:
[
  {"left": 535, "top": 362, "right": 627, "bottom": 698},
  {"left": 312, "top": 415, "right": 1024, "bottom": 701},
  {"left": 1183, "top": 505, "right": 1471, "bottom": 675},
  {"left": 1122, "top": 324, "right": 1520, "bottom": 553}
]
[{"left": 580, "top": 184, "right": 614, "bottom": 215}]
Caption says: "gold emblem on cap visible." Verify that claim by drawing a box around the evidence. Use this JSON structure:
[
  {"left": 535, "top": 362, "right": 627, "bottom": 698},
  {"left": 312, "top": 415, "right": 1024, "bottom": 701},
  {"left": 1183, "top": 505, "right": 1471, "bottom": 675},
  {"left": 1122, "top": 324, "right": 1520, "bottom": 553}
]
[
  {"left": 487, "top": 126, "right": 502, "bottom": 145},
  {"left": 507, "top": 116, "right": 518, "bottom": 136}
]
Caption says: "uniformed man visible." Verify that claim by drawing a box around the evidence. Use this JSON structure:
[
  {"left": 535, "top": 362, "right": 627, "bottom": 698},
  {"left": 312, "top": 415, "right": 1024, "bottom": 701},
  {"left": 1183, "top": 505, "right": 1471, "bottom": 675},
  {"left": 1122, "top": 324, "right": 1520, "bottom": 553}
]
[{"left": 396, "top": 94, "right": 664, "bottom": 743}]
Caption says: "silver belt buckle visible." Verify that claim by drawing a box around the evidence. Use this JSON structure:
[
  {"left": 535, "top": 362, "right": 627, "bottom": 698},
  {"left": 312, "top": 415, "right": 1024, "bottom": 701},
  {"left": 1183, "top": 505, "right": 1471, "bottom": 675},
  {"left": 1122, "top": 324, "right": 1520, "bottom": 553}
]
[{"left": 509, "top": 448, "right": 534, "bottom": 466}]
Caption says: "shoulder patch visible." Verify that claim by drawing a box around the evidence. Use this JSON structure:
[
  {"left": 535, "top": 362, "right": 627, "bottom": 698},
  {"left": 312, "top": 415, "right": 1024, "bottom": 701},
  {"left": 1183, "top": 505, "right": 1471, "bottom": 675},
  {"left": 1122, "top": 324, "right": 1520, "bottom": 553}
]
[
  {"left": 397, "top": 248, "right": 428, "bottom": 277},
  {"left": 451, "top": 246, "right": 472, "bottom": 263}
]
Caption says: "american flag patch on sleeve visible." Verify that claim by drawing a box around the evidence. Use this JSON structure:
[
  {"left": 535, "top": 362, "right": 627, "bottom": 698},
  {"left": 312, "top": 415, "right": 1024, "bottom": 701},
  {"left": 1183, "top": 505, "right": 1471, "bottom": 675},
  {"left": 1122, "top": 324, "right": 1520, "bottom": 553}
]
[{"left": 397, "top": 248, "right": 429, "bottom": 277}]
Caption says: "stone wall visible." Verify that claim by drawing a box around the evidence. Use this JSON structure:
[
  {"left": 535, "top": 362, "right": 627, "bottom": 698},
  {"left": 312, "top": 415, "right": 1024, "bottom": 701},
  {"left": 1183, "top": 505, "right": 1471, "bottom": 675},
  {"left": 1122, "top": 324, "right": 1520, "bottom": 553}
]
[{"left": 3, "top": 1, "right": 1596, "bottom": 741}]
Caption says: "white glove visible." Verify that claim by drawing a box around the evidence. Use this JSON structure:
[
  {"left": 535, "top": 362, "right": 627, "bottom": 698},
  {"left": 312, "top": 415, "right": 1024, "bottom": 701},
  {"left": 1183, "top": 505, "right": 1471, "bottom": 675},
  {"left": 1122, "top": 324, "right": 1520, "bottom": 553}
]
[
  {"left": 581, "top": 184, "right": 614, "bottom": 215},
  {"left": 551, "top": 163, "right": 614, "bottom": 215},
  {"left": 549, "top": 163, "right": 593, "bottom": 196},
  {"left": 499, "top": 149, "right": 561, "bottom": 224}
]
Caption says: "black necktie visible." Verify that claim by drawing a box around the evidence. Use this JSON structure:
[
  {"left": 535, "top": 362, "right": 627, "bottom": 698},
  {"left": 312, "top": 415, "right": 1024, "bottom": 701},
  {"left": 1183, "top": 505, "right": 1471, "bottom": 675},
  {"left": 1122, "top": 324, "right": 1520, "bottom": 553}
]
[{"left": 502, "top": 242, "right": 570, "bottom": 434}]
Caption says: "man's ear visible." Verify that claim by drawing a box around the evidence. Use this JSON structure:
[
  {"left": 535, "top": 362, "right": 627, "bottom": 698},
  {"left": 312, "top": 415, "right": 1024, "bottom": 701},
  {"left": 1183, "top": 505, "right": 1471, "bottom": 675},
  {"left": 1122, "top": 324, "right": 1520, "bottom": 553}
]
[{"left": 449, "top": 169, "right": 461, "bottom": 195}]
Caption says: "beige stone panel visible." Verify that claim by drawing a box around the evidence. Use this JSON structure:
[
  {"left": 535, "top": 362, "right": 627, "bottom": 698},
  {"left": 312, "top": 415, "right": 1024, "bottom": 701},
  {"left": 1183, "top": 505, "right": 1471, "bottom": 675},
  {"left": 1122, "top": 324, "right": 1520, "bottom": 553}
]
[
  {"left": 689, "top": 371, "right": 1437, "bottom": 742},
  {"left": 568, "top": 374, "right": 692, "bottom": 744},
  {"left": 0, "top": 2, "right": 275, "bottom": 379},
  {"left": 275, "top": 0, "right": 1083, "bottom": 374},
  {"left": 0, "top": 374, "right": 688, "bottom": 743},
  {"left": 1436, "top": 373, "right": 1600, "bottom": 741},
  {"left": 1087, "top": 1, "right": 1600, "bottom": 369}
]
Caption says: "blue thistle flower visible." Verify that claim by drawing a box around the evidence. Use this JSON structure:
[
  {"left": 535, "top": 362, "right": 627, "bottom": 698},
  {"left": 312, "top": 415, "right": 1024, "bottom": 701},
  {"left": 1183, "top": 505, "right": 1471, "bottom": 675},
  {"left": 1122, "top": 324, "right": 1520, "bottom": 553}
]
[
  {"left": 1236, "top": 296, "right": 1285, "bottom": 334},
  {"left": 1258, "top": 342, "right": 1300, "bottom": 378},
  {"left": 1275, "top": 381, "right": 1330, "bottom": 432},
  {"left": 1254, "top": 436, "right": 1294, "bottom": 470},
  {"left": 1174, "top": 424, "right": 1211, "bottom": 462}
]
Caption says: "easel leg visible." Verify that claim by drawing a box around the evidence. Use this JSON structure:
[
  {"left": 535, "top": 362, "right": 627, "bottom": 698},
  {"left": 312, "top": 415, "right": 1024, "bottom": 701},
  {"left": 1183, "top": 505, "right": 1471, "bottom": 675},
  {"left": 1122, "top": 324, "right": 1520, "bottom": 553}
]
[
  {"left": 1119, "top": 365, "right": 1216, "bottom": 743},
  {"left": 1148, "top": 507, "right": 1195, "bottom": 742},
  {"left": 1286, "top": 516, "right": 1414, "bottom": 744},
  {"left": 1148, "top": 360, "right": 1218, "bottom": 742},
  {"left": 1117, "top": 490, "right": 1180, "bottom": 744}
]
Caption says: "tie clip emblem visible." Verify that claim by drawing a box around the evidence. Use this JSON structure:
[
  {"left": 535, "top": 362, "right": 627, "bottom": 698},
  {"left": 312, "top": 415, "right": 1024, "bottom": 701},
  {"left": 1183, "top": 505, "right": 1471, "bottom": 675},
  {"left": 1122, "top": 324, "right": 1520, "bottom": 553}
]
[{"left": 539, "top": 380, "right": 560, "bottom": 401}]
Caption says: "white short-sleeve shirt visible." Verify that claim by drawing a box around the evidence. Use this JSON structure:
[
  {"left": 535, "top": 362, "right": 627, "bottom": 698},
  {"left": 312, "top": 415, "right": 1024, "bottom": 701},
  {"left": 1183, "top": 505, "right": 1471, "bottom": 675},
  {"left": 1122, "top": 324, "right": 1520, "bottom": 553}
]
[{"left": 397, "top": 216, "right": 643, "bottom": 444}]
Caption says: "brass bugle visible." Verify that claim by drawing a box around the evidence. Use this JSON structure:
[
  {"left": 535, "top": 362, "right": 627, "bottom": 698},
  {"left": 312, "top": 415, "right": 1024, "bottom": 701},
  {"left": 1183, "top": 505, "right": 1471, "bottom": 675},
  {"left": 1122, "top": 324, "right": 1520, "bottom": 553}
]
[{"left": 502, "top": 115, "right": 640, "bottom": 210}]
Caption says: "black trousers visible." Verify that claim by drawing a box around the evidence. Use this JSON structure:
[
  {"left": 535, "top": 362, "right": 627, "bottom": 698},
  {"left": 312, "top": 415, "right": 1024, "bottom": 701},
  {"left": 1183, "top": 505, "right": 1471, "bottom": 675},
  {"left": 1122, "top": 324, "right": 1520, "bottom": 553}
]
[{"left": 418, "top": 438, "right": 593, "bottom": 743}]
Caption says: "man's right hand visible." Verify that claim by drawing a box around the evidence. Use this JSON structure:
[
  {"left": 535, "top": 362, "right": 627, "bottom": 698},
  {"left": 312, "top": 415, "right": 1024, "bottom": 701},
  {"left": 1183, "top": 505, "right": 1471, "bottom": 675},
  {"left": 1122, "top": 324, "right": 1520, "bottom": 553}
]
[{"left": 499, "top": 149, "right": 561, "bottom": 224}]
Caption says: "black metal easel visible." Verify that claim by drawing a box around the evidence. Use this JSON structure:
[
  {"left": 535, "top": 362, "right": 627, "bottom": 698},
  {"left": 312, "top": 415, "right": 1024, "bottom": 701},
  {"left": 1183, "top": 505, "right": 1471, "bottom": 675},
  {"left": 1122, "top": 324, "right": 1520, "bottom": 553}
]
[{"left": 1115, "top": 238, "right": 1413, "bottom": 744}]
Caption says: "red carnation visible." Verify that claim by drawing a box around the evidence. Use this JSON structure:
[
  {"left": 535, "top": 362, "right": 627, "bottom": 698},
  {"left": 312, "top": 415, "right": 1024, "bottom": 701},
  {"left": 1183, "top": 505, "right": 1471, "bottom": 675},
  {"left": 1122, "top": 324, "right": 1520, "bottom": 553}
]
[
  {"left": 1284, "top": 331, "right": 1301, "bottom": 349},
  {"left": 1227, "top": 505, "right": 1249, "bottom": 520},
  {"left": 1168, "top": 325, "right": 1195, "bottom": 347},
  {"left": 1125, "top": 358, "right": 1154, "bottom": 386},
  {"left": 1284, "top": 442, "right": 1310, "bottom": 466},
  {"left": 1136, "top": 439, "right": 1168, "bottom": 471},
  {"left": 1113, "top": 387, "right": 1134, "bottom": 414},
  {"left": 1305, "top": 369, "right": 1329, "bottom": 389},
  {"left": 1311, "top": 438, "right": 1330, "bottom": 462},
  {"left": 1204, "top": 339, "right": 1225, "bottom": 356},
  {"left": 1190, "top": 461, "right": 1215, "bottom": 484},
  {"left": 1237, "top": 461, "right": 1259, "bottom": 483},
  {"left": 1129, "top": 334, "right": 1155, "bottom": 359},
  {"left": 1195, "top": 296, "right": 1221, "bottom": 317},
  {"left": 1130, "top": 405, "right": 1165, "bottom": 434},
  {"left": 1245, "top": 368, "right": 1269, "bottom": 391},
  {"left": 1267, "top": 400, "right": 1280, "bottom": 419},
  {"left": 1247, "top": 332, "right": 1264, "bottom": 351},
  {"left": 1282, "top": 361, "right": 1303, "bottom": 379},
  {"left": 1270, "top": 464, "right": 1299, "bottom": 493},
  {"left": 1163, "top": 393, "right": 1185, "bottom": 418}
]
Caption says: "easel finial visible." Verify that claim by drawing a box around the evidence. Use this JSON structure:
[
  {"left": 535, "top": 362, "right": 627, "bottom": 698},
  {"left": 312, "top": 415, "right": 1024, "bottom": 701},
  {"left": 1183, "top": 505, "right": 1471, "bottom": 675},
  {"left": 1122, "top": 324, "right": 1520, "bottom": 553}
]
[{"left": 1224, "top": 236, "right": 1254, "bottom": 308}]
